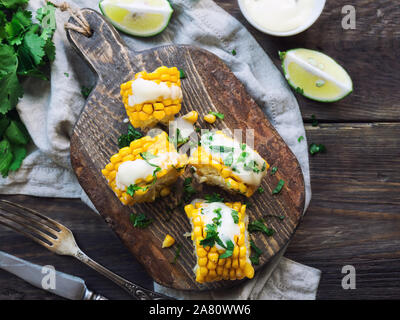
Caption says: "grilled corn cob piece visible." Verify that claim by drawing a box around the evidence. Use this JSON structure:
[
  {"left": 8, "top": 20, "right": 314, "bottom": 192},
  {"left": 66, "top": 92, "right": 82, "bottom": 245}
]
[
  {"left": 189, "top": 130, "right": 269, "bottom": 197},
  {"left": 120, "top": 66, "right": 182, "bottom": 129},
  {"left": 185, "top": 200, "right": 254, "bottom": 283},
  {"left": 102, "top": 131, "right": 187, "bottom": 206}
]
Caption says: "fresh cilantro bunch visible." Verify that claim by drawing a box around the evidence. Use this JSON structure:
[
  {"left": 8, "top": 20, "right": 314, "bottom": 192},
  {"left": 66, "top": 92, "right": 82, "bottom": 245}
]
[{"left": 0, "top": 0, "right": 56, "bottom": 176}]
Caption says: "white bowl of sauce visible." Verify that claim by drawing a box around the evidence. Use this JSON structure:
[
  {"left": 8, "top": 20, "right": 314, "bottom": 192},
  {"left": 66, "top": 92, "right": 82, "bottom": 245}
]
[{"left": 238, "top": 0, "right": 326, "bottom": 37}]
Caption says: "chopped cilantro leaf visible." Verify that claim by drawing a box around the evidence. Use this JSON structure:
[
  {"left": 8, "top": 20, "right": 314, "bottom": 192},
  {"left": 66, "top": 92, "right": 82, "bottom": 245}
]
[
  {"left": 295, "top": 87, "right": 304, "bottom": 95},
  {"left": 179, "top": 69, "right": 186, "bottom": 79},
  {"left": 130, "top": 212, "right": 153, "bottom": 228},
  {"left": 209, "top": 145, "right": 234, "bottom": 153},
  {"left": 270, "top": 166, "right": 278, "bottom": 175},
  {"left": 64, "top": 72, "right": 69, "bottom": 77},
  {"left": 208, "top": 111, "right": 224, "bottom": 120},
  {"left": 140, "top": 151, "right": 157, "bottom": 161},
  {"left": 118, "top": 125, "right": 143, "bottom": 148},
  {"left": 298, "top": 135, "right": 304, "bottom": 143},
  {"left": 249, "top": 240, "right": 262, "bottom": 265},
  {"left": 219, "top": 240, "right": 234, "bottom": 259},
  {"left": 231, "top": 49, "right": 237, "bottom": 56},
  {"left": 309, "top": 143, "right": 326, "bottom": 155},
  {"left": 248, "top": 219, "right": 275, "bottom": 236},
  {"left": 257, "top": 187, "right": 264, "bottom": 194},
  {"left": 311, "top": 114, "right": 319, "bottom": 127},
  {"left": 205, "top": 192, "right": 224, "bottom": 203},
  {"left": 272, "top": 179, "right": 285, "bottom": 195},
  {"left": 81, "top": 85, "right": 93, "bottom": 99},
  {"left": 170, "top": 243, "right": 182, "bottom": 264},
  {"left": 231, "top": 210, "right": 239, "bottom": 224}
]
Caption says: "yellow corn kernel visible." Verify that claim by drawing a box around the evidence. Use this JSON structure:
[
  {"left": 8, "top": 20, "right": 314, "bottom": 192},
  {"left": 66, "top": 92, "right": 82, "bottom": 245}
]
[
  {"left": 102, "top": 131, "right": 187, "bottom": 206},
  {"left": 121, "top": 66, "right": 182, "bottom": 129},
  {"left": 162, "top": 234, "right": 175, "bottom": 248},
  {"left": 221, "top": 167, "right": 231, "bottom": 178},
  {"left": 244, "top": 263, "right": 255, "bottom": 279},
  {"left": 197, "top": 247, "right": 208, "bottom": 258},
  {"left": 208, "top": 252, "right": 219, "bottom": 264},
  {"left": 207, "top": 260, "right": 217, "bottom": 270},
  {"left": 160, "top": 187, "right": 171, "bottom": 197},
  {"left": 239, "top": 246, "right": 247, "bottom": 258},
  {"left": 142, "top": 104, "right": 153, "bottom": 114},
  {"left": 204, "top": 114, "right": 216, "bottom": 124},
  {"left": 198, "top": 257, "right": 208, "bottom": 267},
  {"left": 182, "top": 111, "right": 199, "bottom": 124},
  {"left": 153, "top": 110, "right": 166, "bottom": 120}
]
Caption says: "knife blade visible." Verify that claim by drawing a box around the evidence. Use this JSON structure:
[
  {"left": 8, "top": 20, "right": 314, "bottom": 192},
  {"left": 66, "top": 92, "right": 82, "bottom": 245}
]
[{"left": 0, "top": 251, "right": 107, "bottom": 300}]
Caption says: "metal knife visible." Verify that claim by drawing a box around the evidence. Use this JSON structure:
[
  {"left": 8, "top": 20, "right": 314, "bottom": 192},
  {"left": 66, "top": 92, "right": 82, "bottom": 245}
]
[{"left": 0, "top": 251, "right": 107, "bottom": 300}]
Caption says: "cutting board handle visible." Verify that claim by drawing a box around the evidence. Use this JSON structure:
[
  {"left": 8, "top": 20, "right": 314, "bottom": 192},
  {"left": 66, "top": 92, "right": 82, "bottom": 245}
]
[{"left": 66, "top": 9, "right": 133, "bottom": 80}]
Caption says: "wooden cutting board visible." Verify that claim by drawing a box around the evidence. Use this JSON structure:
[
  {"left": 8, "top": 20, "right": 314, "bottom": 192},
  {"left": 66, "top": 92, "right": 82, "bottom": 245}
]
[{"left": 67, "top": 9, "right": 305, "bottom": 291}]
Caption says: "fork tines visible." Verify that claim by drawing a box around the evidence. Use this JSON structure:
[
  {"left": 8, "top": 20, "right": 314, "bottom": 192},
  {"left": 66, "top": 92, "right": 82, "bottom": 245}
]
[{"left": 0, "top": 200, "right": 61, "bottom": 247}]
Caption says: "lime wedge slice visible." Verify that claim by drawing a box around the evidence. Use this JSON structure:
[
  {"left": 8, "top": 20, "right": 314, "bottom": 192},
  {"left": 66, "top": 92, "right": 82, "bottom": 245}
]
[
  {"left": 99, "top": 0, "right": 173, "bottom": 37},
  {"left": 280, "top": 48, "right": 353, "bottom": 102}
]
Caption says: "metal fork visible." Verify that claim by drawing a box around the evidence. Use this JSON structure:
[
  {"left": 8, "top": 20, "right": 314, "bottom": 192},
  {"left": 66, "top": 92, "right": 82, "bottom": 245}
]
[{"left": 0, "top": 199, "right": 171, "bottom": 300}]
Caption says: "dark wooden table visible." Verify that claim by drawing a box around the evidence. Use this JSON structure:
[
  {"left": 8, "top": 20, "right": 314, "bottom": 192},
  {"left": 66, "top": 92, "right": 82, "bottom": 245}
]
[{"left": 1, "top": 0, "right": 399, "bottom": 299}]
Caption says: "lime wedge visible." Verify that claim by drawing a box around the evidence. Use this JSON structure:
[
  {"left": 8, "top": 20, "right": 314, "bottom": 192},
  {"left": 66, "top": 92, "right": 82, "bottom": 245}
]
[
  {"left": 280, "top": 48, "right": 353, "bottom": 102},
  {"left": 99, "top": 0, "right": 173, "bottom": 37}
]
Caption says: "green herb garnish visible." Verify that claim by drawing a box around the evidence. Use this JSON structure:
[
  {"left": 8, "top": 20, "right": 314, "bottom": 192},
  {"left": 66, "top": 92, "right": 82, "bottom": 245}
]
[
  {"left": 0, "top": 2, "right": 56, "bottom": 176},
  {"left": 179, "top": 69, "right": 186, "bottom": 79},
  {"left": 171, "top": 243, "right": 182, "bottom": 264},
  {"left": 183, "top": 177, "right": 196, "bottom": 201},
  {"left": 249, "top": 240, "right": 262, "bottom": 265},
  {"left": 309, "top": 143, "right": 326, "bottom": 155},
  {"left": 237, "top": 151, "right": 249, "bottom": 163},
  {"left": 130, "top": 213, "right": 153, "bottom": 228},
  {"left": 257, "top": 187, "right": 264, "bottom": 194},
  {"left": 208, "top": 111, "right": 225, "bottom": 120},
  {"left": 295, "top": 87, "right": 304, "bottom": 95},
  {"left": 261, "top": 162, "right": 267, "bottom": 172},
  {"left": 231, "top": 210, "right": 239, "bottom": 224},
  {"left": 200, "top": 224, "right": 222, "bottom": 247},
  {"left": 270, "top": 167, "right": 278, "bottom": 175},
  {"left": 205, "top": 193, "right": 224, "bottom": 203},
  {"left": 118, "top": 125, "right": 143, "bottom": 148},
  {"left": 219, "top": 240, "right": 234, "bottom": 259},
  {"left": 248, "top": 219, "right": 275, "bottom": 236},
  {"left": 126, "top": 184, "right": 148, "bottom": 197},
  {"left": 298, "top": 136, "right": 304, "bottom": 143},
  {"left": 272, "top": 179, "right": 285, "bottom": 195},
  {"left": 140, "top": 151, "right": 157, "bottom": 160},
  {"left": 64, "top": 72, "right": 69, "bottom": 77},
  {"left": 311, "top": 114, "right": 318, "bottom": 127},
  {"left": 81, "top": 85, "right": 93, "bottom": 99},
  {"left": 209, "top": 145, "right": 234, "bottom": 153},
  {"left": 231, "top": 49, "right": 237, "bottom": 56},
  {"left": 212, "top": 207, "right": 222, "bottom": 225}
]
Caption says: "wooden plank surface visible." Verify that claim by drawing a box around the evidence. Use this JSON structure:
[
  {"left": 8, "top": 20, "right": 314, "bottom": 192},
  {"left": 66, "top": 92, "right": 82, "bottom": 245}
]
[
  {"left": 1, "top": 0, "right": 400, "bottom": 299},
  {"left": 67, "top": 9, "right": 304, "bottom": 290}
]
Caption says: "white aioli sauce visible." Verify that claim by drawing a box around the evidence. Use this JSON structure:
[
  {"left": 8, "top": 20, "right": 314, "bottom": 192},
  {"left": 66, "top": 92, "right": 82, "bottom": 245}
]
[
  {"left": 201, "top": 202, "right": 240, "bottom": 250},
  {"left": 243, "top": 0, "right": 315, "bottom": 32},
  {"left": 128, "top": 78, "right": 182, "bottom": 106},
  {"left": 201, "top": 132, "right": 266, "bottom": 186},
  {"left": 116, "top": 152, "right": 179, "bottom": 190},
  {"left": 170, "top": 115, "right": 196, "bottom": 141}
]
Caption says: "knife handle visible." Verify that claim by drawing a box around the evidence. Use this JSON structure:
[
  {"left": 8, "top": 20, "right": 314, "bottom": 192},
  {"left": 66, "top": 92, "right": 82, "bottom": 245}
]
[
  {"left": 75, "top": 250, "right": 173, "bottom": 300},
  {"left": 83, "top": 288, "right": 108, "bottom": 300}
]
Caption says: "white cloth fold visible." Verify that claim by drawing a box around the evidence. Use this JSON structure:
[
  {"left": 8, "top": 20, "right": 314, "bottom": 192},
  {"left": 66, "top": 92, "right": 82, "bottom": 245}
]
[{"left": 0, "top": 0, "right": 320, "bottom": 299}]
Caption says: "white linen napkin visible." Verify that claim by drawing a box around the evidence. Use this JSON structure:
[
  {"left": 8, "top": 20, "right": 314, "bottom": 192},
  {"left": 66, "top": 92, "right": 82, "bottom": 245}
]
[{"left": 0, "top": 0, "right": 320, "bottom": 299}]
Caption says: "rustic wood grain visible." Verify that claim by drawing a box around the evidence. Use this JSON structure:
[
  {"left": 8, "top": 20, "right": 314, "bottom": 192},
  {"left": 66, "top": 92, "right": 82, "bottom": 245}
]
[
  {"left": 0, "top": 195, "right": 153, "bottom": 300},
  {"left": 286, "top": 123, "right": 400, "bottom": 299},
  {"left": 2, "top": 0, "right": 400, "bottom": 299},
  {"left": 216, "top": 0, "right": 400, "bottom": 122},
  {"left": 66, "top": 9, "right": 304, "bottom": 290}
]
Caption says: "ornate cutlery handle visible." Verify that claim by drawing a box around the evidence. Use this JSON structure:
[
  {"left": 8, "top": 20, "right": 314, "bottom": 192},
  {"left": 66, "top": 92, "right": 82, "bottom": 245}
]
[{"left": 75, "top": 250, "right": 173, "bottom": 300}]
